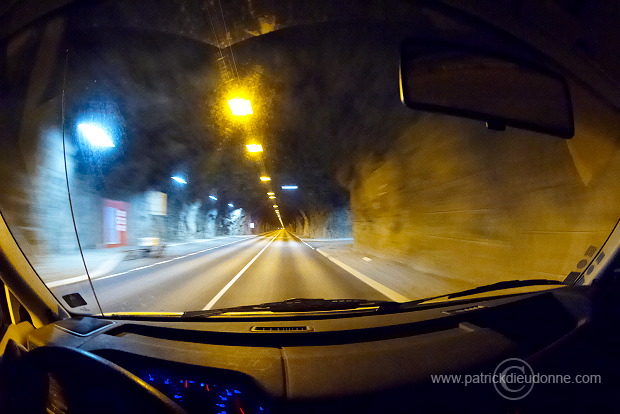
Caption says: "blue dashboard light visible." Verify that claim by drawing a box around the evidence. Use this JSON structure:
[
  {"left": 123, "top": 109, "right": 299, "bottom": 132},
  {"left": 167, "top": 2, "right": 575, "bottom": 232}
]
[{"left": 137, "top": 370, "right": 256, "bottom": 413}]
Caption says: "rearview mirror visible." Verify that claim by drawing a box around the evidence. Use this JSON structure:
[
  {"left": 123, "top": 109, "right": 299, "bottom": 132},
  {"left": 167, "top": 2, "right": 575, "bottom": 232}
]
[{"left": 399, "top": 40, "right": 574, "bottom": 138}]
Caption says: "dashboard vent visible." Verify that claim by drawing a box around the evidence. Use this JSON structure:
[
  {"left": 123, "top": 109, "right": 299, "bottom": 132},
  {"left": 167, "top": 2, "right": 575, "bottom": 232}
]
[{"left": 250, "top": 326, "right": 314, "bottom": 332}]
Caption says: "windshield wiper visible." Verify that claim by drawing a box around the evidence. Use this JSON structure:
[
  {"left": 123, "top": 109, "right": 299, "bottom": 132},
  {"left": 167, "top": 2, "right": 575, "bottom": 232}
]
[
  {"left": 180, "top": 280, "right": 565, "bottom": 319},
  {"left": 403, "top": 279, "right": 566, "bottom": 308},
  {"left": 181, "top": 298, "right": 396, "bottom": 318}
]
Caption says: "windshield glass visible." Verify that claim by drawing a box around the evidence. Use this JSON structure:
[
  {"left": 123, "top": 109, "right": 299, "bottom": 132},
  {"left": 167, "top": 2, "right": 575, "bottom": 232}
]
[{"left": 1, "top": 0, "right": 619, "bottom": 316}]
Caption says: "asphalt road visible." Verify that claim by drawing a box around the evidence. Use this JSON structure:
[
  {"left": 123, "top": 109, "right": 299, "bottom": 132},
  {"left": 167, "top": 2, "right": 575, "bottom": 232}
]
[{"left": 50, "top": 230, "right": 390, "bottom": 314}]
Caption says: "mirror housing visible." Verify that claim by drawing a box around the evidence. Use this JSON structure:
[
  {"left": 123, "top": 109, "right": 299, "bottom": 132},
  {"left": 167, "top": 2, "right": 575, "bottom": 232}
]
[{"left": 400, "top": 40, "right": 574, "bottom": 138}]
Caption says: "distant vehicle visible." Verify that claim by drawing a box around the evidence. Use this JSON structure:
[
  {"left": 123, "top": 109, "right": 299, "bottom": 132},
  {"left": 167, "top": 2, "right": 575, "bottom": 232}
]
[{"left": 129, "top": 237, "right": 166, "bottom": 259}]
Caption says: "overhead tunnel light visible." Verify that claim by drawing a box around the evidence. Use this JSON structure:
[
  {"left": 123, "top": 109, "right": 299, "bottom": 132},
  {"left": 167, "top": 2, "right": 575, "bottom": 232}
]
[
  {"left": 78, "top": 123, "right": 115, "bottom": 148},
  {"left": 228, "top": 97, "right": 253, "bottom": 116},
  {"left": 246, "top": 144, "right": 263, "bottom": 153},
  {"left": 171, "top": 176, "right": 187, "bottom": 184}
]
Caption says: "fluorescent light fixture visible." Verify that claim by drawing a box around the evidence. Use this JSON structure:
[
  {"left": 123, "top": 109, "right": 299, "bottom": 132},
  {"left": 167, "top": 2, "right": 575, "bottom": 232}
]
[
  {"left": 228, "top": 97, "right": 253, "bottom": 116},
  {"left": 77, "top": 123, "right": 114, "bottom": 147},
  {"left": 260, "top": 176, "right": 271, "bottom": 182},
  {"left": 267, "top": 192, "right": 275, "bottom": 196},
  {"left": 246, "top": 144, "right": 263, "bottom": 153},
  {"left": 269, "top": 196, "right": 276, "bottom": 199},
  {"left": 281, "top": 185, "right": 298, "bottom": 190},
  {"left": 273, "top": 205, "right": 278, "bottom": 208},
  {"left": 209, "top": 195, "right": 218, "bottom": 201},
  {"left": 228, "top": 203, "right": 234, "bottom": 208},
  {"left": 171, "top": 176, "right": 187, "bottom": 184}
]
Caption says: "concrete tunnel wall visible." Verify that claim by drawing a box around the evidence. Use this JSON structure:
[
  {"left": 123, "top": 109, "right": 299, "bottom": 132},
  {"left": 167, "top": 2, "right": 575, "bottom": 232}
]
[{"left": 348, "top": 85, "right": 620, "bottom": 285}]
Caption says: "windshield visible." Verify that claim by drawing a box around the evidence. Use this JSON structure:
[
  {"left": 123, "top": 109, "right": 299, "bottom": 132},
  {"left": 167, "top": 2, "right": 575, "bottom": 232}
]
[{"left": 1, "top": 0, "right": 619, "bottom": 316}]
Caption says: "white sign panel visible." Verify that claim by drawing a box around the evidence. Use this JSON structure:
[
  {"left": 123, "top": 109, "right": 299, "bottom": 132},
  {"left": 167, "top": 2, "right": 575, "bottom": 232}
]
[{"left": 147, "top": 191, "right": 167, "bottom": 216}]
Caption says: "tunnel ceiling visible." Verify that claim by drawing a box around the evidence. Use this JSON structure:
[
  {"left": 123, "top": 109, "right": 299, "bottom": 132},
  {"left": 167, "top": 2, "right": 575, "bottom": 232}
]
[
  {"left": 62, "top": 0, "right": 450, "bottom": 223},
  {"left": 12, "top": 0, "right": 620, "bottom": 224}
]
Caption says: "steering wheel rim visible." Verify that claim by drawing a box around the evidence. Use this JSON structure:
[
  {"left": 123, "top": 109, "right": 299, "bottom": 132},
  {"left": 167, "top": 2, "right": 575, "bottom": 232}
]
[{"left": 11, "top": 345, "right": 187, "bottom": 414}]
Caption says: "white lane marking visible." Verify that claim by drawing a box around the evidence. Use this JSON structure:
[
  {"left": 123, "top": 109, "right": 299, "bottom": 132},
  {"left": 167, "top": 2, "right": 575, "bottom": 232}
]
[
  {"left": 47, "top": 275, "right": 91, "bottom": 288},
  {"left": 307, "top": 238, "right": 353, "bottom": 242},
  {"left": 45, "top": 253, "right": 127, "bottom": 288},
  {"left": 287, "top": 232, "right": 409, "bottom": 302},
  {"left": 287, "top": 232, "right": 315, "bottom": 249},
  {"left": 166, "top": 234, "right": 264, "bottom": 247},
  {"left": 168, "top": 234, "right": 260, "bottom": 247},
  {"left": 168, "top": 238, "right": 212, "bottom": 247},
  {"left": 47, "top": 236, "right": 257, "bottom": 288},
  {"left": 362, "top": 256, "right": 372, "bottom": 262},
  {"left": 300, "top": 240, "right": 315, "bottom": 249},
  {"left": 203, "top": 233, "right": 279, "bottom": 310},
  {"left": 315, "top": 248, "right": 410, "bottom": 302}
]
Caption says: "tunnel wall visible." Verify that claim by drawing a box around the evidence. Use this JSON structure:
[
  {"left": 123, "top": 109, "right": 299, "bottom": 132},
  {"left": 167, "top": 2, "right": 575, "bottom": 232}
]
[
  {"left": 349, "top": 86, "right": 620, "bottom": 285},
  {"left": 292, "top": 208, "right": 352, "bottom": 239}
]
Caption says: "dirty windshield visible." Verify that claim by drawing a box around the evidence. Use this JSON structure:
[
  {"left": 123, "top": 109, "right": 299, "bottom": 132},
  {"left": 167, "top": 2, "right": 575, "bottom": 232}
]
[{"left": 1, "top": 0, "right": 619, "bottom": 316}]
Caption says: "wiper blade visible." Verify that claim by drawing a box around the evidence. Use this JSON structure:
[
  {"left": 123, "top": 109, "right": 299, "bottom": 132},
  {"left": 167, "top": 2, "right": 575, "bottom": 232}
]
[
  {"left": 182, "top": 298, "right": 395, "bottom": 318},
  {"left": 404, "top": 279, "right": 566, "bottom": 307},
  {"left": 180, "top": 280, "right": 563, "bottom": 319}
]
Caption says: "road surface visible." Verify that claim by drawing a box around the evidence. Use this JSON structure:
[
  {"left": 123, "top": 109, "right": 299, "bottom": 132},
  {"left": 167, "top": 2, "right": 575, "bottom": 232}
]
[{"left": 50, "top": 230, "right": 393, "bottom": 314}]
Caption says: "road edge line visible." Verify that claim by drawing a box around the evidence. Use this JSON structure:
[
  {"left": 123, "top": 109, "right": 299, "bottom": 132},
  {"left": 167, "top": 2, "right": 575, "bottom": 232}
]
[
  {"left": 315, "top": 248, "right": 410, "bottom": 302},
  {"left": 287, "top": 232, "right": 315, "bottom": 249},
  {"left": 47, "top": 235, "right": 260, "bottom": 288}
]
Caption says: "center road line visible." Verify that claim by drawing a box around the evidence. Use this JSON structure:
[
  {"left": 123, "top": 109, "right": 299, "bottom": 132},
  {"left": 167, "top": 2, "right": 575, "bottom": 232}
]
[
  {"left": 203, "top": 232, "right": 280, "bottom": 310},
  {"left": 288, "top": 232, "right": 410, "bottom": 302}
]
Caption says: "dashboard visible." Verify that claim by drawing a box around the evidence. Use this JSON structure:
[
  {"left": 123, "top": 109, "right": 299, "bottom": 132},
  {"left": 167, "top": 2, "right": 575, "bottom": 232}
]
[
  {"left": 98, "top": 351, "right": 271, "bottom": 414},
  {"left": 25, "top": 286, "right": 620, "bottom": 413}
]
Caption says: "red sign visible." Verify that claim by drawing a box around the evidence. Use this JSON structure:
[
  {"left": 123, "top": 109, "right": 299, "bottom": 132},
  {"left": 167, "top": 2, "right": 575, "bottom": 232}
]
[{"left": 103, "top": 199, "right": 129, "bottom": 247}]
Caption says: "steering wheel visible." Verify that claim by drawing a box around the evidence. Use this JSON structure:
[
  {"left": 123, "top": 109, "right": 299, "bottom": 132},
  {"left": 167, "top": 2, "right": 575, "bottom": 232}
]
[{"left": 7, "top": 345, "right": 187, "bottom": 414}]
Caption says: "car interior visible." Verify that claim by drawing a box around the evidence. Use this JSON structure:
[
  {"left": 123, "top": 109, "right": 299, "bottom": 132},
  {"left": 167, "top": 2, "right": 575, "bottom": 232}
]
[{"left": 1, "top": 1, "right": 620, "bottom": 413}]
